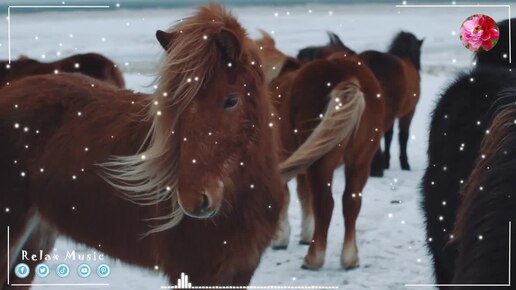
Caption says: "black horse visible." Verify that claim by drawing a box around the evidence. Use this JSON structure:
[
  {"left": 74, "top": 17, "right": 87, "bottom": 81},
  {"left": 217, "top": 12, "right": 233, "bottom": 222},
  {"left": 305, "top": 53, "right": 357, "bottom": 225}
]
[
  {"left": 421, "top": 18, "right": 515, "bottom": 287},
  {"left": 297, "top": 31, "right": 357, "bottom": 62},
  {"left": 452, "top": 100, "right": 516, "bottom": 287}
]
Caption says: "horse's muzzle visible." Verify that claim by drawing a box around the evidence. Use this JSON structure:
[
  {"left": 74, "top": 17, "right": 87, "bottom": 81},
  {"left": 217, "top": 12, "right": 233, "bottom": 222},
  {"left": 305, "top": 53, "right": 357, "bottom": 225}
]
[
  {"left": 181, "top": 192, "right": 218, "bottom": 219},
  {"left": 177, "top": 179, "right": 223, "bottom": 219}
]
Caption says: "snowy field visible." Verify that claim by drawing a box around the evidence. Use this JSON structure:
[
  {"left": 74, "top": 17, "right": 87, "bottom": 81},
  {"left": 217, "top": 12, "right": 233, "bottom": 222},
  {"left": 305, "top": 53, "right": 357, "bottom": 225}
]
[{"left": 2, "top": 2, "right": 513, "bottom": 289}]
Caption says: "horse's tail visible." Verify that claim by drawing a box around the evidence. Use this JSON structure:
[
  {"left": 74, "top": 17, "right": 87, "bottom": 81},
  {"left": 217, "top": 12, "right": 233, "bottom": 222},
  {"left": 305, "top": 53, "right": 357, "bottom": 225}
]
[{"left": 279, "top": 78, "right": 365, "bottom": 181}]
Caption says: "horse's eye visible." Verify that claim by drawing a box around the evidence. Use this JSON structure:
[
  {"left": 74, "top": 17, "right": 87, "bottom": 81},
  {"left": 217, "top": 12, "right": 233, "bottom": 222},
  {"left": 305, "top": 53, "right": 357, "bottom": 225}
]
[{"left": 223, "top": 95, "right": 239, "bottom": 110}]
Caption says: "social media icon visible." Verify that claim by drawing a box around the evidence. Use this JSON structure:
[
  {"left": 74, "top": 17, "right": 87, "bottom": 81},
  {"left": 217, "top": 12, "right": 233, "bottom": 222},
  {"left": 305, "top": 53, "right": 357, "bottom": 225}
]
[
  {"left": 56, "top": 263, "right": 70, "bottom": 278},
  {"left": 14, "top": 263, "right": 30, "bottom": 279},
  {"left": 96, "top": 263, "right": 110, "bottom": 278},
  {"left": 35, "top": 263, "right": 50, "bottom": 278},
  {"left": 77, "top": 264, "right": 91, "bottom": 278}
]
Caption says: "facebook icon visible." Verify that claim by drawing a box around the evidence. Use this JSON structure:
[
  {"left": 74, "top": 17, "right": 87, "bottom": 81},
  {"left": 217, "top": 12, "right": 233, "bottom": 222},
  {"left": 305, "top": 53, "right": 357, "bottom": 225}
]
[{"left": 14, "top": 263, "right": 30, "bottom": 279}]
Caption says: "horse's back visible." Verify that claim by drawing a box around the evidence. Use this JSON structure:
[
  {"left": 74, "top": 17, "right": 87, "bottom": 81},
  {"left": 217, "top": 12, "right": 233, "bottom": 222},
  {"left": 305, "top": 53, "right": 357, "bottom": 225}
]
[
  {"left": 0, "top": 73, "right": 146, "bottom": 161},
  {"left": 60, "top": 53, "right": 125, "bottom": 88},
  {"left": 290, "top": 56, "right": 382, "bottom": 118},
  {"left": 0, "top": 73, "right": 132, "bottom": 118},
  {"left": 1, "top": 53, "right": 125, "bottom": 89}
]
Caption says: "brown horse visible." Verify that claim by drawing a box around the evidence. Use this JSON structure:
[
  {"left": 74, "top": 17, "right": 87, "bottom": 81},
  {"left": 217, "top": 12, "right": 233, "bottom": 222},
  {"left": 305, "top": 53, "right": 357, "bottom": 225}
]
[
  {"left": 1, "top": 54, "right": 125, "bottom": 290},
  {"left": 256, "top": 32, "right": 385, "bottom": 269},
  {"left": 1, "top": 4, "right": 288, "bottom": 287},
  {"left": 0, "top": 53, "right": 125, "bottom": 88},
  {"left": 298, "top": 31, "right": 423, "bottom": 175}
]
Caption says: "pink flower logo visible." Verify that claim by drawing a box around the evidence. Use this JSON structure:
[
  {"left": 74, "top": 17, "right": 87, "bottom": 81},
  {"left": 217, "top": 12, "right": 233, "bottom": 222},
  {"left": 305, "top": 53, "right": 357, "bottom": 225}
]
[{"left": 460, "top": 14, "right": 500, "bottom": 52}]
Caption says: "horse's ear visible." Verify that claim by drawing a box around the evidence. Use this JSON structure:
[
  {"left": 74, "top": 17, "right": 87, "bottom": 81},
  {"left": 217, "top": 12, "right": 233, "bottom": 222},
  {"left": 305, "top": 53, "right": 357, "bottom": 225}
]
[
  {"left": 327, "top": 31, "right": 344, "bottom": 48},
  {"left": 156, "top": 30, "right": 175, "bottom": 51},
  {"left": 258, "top": 29, "right": 275, "bottom": 46},
  {"left": 280, "top": 57, "right": 301, "bottom": 74},
  {"left": 419, "top": 38, "right": 425, "bottom": 46},
  {"left": 216, "top": 28, "right": 241, "bottom": 63}
]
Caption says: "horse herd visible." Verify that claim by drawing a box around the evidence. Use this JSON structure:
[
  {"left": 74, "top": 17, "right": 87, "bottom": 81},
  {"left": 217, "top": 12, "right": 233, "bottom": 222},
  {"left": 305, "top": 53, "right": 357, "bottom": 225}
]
[{"left": 0, "top": 4, "right": 514, "bottom": 289}]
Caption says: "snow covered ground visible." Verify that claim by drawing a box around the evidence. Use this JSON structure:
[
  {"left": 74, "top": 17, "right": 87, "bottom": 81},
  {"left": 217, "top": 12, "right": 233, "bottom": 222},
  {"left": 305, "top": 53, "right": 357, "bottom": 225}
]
[{"left": 3, "top": 2, "right": 512, "bottom": 289}]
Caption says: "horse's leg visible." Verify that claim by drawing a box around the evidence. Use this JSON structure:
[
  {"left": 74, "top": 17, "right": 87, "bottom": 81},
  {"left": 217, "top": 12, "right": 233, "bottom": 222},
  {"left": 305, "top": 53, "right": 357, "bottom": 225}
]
[
  {"left": 297, "top": 173, "right": 314, "bottom": 245},
  {"left": 369, "top": 148, "right": 384, "bottom": 177},
  {"left": 230, "top": 266, "right": 258, "bottom": 287},
  {"left": 271, "top": 185, "right": 291, "bottom": 249},
  {"left": 302, "top": 157, "right": 338, "bottom": 270},
  {"left": 0, "top": 208, "right": 37, "bottom": 289},
  {"left": 399, "top": 110, "right": 415, "bottom": 170},
  {"left": 7, "top": 222, "right": 58, "bottom": 289},
  {"left": 383, "top": 124, "right": 394, "bottom": 169},
  {"left": 341, "top": 161, "right": 370, "bottom": 269}
]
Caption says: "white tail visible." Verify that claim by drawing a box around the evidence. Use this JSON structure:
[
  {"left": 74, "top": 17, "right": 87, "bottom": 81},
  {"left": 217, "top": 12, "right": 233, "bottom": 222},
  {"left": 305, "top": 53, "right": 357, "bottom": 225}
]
[{"left": 279, "top": 78, "right": 365, "bottom": 181}]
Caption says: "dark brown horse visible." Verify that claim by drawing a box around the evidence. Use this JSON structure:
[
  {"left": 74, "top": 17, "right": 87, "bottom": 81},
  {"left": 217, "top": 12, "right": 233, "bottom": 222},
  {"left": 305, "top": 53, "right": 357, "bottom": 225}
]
[
  {"left": 298, "top": 31, "right": 423, "bottom": 175},
  {"left": 0, "top": 53, "right": 125, "bottom": 88},
  {"left": 1, "top": 4, "right": 288, "bottom": 287},
  {"left": 297, "top": 31, "right": 357, "bottom": 63},
  {"left": 256, "top": 32, "right": 385, "bottom": 269}
]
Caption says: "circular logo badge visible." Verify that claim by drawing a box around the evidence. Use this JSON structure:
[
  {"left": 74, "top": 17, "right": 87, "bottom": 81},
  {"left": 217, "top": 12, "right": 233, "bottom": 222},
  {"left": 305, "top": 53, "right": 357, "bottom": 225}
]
[
  {"left": 35, "top": 263, "right": 50, "bottom": 278},
  {"left": 14, "top": 263, "right": 30, "bottom": 279},
  {"left": 460, "top": 14, "right": 500, "bottom": 52},
  {"left": 96, "top": 263, "right": 110, "bottom": 278},
  {"left": 56, "top": 263, "right": 70, "bottom": 278},
  {"left": 77, "top": 264, "right": 92, "bottom": 278}
]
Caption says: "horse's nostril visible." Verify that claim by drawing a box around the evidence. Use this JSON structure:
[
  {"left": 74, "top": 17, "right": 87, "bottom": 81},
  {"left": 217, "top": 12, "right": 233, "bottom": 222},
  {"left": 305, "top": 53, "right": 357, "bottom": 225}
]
[{"left": 200, "top": 193, "right": 211, "bottom": 211}]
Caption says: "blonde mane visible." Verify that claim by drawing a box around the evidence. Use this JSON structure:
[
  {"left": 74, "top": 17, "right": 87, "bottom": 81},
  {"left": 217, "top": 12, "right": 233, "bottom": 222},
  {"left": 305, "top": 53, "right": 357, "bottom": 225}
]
[{"left": 101, "top": 4, "right": 243, "bottom": 234}]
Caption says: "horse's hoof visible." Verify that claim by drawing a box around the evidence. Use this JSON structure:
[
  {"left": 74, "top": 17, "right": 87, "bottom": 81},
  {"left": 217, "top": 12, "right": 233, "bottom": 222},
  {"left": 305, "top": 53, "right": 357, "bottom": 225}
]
[
  {"left": 370, "top": 170, "right": 384, "bottom": 177},
  {"left": 341, "top": 244, "right": 359, "bottom": 269},
  {"left": 384, "top": 162, "right": 390, "bottom": 169},
  {"left": 401, "top": 164, "right": 411, "bottom": 171},
  {"left": 343, "top": 263, "right": 360, "bottom": 270},
  {"left": 300, "top": 216, "right": 314, "bottom": 245},
  {"left": 272, "top": 222, "right": 291, "bottom": 250},
  {"left": 303, "top": 252, "right": 325, "bottom": 270},
  {"left": 341, "top": 257, "right": 360, "bottom": 270},
  {"left": 400, "top": 158, "right": 411, "bottom": 170},
  {"left": 301, "top": 264, "right": 321, "bottom": 271}
]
